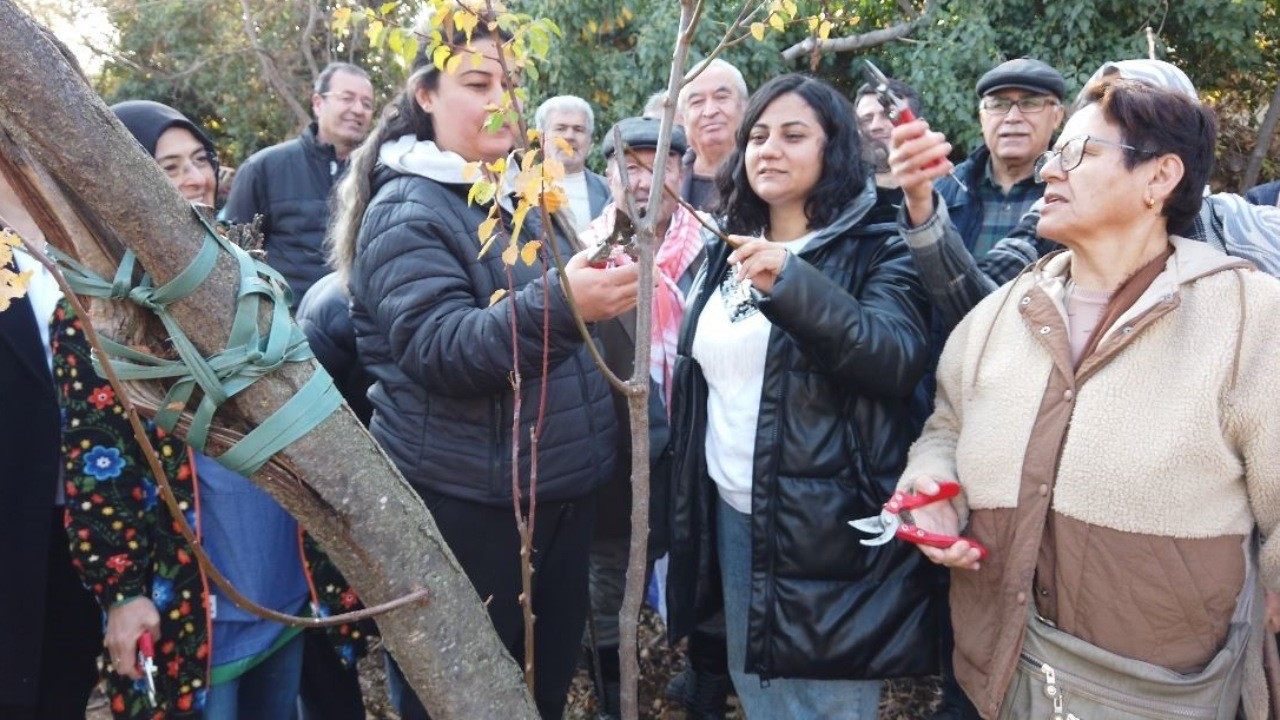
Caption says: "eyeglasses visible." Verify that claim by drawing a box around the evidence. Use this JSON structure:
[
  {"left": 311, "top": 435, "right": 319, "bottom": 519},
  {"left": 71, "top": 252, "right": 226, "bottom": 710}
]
[
  {"left": 321, "top": 92, "right": 374, "bottom": 112},
  {"left": 980, "top": 96, "right": 1059, "bottom": 115},
  {"left": 1034, "top": 135, "right": 1157, "bottom": 183},
  {"left": 160, "top": 151, "right": 214, "bottom": 180}
]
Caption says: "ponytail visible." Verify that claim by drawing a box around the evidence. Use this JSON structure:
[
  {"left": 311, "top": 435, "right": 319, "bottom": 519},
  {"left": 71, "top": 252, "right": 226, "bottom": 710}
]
[{"left": 328, "top": 68, "right": 434, "bottom": 284}]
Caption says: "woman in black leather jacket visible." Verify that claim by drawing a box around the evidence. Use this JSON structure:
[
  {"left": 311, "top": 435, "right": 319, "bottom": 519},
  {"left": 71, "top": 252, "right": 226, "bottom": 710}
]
[
  {"left": 665, "top": 74, "right": 945, "bottom": 718},
  {"left": 327, "top": 18, "right": 638, "bottom": 720}
]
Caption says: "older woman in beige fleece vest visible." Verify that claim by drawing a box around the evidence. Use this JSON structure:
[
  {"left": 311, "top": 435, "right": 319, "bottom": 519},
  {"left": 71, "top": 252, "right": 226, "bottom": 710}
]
[{"left": 895, "top": 78, "right": 1280, "bottom": 719}]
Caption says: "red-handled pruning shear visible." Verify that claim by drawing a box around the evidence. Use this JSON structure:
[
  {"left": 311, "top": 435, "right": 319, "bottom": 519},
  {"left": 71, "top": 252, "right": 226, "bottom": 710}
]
[
  {"left": 138, "top": 630, "right": 158, "bottom": 707},
  {"left": 849, "top": 480, "right": 989, "bottom": 560},
  {"left": 863, "top": 59, "right": 969, "bottom": 193}
]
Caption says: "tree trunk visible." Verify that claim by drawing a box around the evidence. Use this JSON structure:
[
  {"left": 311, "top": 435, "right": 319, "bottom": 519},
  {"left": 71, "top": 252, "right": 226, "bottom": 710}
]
[
  {"left": 1243, "top": 80, "right": 1280, "bottom": 192},
  {"left": 0, "top": 3, "right": 537, "bottom": 717}
]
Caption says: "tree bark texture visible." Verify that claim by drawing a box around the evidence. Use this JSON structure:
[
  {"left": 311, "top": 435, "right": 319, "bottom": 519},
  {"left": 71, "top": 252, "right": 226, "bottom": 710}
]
[
  {"left": 1243, "top": 80, "right": 1280, "bottom": 192},
  {"left": 0, "top": 4, "right": 538, "bottom": 717}
]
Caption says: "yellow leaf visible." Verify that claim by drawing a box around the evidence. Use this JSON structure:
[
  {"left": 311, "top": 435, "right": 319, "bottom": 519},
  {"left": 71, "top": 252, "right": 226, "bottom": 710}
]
[
  {"left": 366, "top": 19, "right": 385, "bottom": 45},
  {"left": 526, "top": 128, "right": 541, "bottom": 145},
  {"left": 470, "top": 51, "right": 484, "bottom": 68},
  {"left": 782, "top": 0, "right": 797, "bottom": 18},
  {"left": 489, "top": 288, "right": 507, "bottom": 306},
  {"left": 445, "top": 53, "right": 463, "bottom": 75},
  {"left": 510, "top": 202, "right": 531, "bottom": 246},
  {"left": 501, "top": 240, "right": 519, "bottom": 266},
  {"left": 477, "top": 215, "right": 500, "bottom": 244},
  {"left": 622, "top": 7, "right": 633, "bottom": 20},
  {"left": 432, "top": 45, "right": 451, "bottom": 71},
  {"left": 768, "top": 13, "right": 785, "bottom": 32},
  {"left": 552, "top": 136, "right": 574, "bottom": 159},
  {"left": 542, "top": 156, "right": 565, "bottom": 182},
  {"left": 0, "top": 268, "right": 32, "bottom": 312},
  {"left": 818, "top": 20, "right": 833, "bottom": 40},
  {"left": 486, "top": 157, "right": 507, "bottom": 175},
  {"left": 520, "top": 240, "right": 542, "bottom": 266},
  {"left": 462, "top": 161, "right": 482, "bottom": 181},
  {"left": 542, "top": 186, "right": 568, "bottom": 214},
  {"left": 331, "top": 7, "right": 353, "bottom": 31},
  {"left": 454, "top": 9, "right": 479, "bottom": 39},
  {"left": 807, "top": 16, "right": 819, "bottom": 32},
  {"left": 750, "top": 21, "right": 765, "bottom": 41}
]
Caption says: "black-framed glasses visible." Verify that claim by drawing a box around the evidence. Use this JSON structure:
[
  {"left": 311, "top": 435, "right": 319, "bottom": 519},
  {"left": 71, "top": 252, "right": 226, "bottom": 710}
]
[
  {"left": 980, "top": 96, "right": 1059, "bottom": 115},
  {"left": 1034, "top": 135, "right": 1156, "bottom": 183}
]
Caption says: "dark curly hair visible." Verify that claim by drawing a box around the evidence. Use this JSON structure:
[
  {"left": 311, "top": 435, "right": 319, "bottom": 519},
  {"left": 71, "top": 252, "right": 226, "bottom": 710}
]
[{"left": 714, "top": 74, "right": 867, "bottom": 236}]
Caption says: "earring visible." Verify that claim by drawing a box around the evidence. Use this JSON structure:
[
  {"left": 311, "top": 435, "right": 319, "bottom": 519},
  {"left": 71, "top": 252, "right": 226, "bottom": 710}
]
[{"left": 1144, "top": 194, "right": 1156, "bottom": 209}]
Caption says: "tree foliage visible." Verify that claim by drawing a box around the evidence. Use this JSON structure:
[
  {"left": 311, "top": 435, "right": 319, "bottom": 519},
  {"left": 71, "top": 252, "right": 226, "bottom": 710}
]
[
  {"left": 93, "top": 0, "right": 419, "bottom": 164},
  {"left": 525, "top": 0, "right": 1279, "bottom": 189}
]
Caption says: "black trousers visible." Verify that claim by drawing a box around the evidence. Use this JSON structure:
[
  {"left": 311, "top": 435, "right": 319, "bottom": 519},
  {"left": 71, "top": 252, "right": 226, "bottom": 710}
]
[
  {"left": 387, "top": 490, "right": 595, "bottom": 720},
  {"left": 297, "top": 628, "right": 365, "bottom": 720},
  {"left": 0, "top": 510, "right": 102, "bottom": 720}
]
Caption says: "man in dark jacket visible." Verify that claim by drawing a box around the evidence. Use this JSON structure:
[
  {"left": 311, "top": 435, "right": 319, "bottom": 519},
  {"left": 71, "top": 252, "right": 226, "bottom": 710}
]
[
  {"left": 934, "top": 58, "right": 1065, "bottom": 259},
  {"left": 224, "top": 62, "right": 373, "bottom": 309},
  {"left": 0, "top": 179, "right": 102, "bottom": 720},
  {"left": 296, "top": 272, "right": 373, "bottom": 426}
]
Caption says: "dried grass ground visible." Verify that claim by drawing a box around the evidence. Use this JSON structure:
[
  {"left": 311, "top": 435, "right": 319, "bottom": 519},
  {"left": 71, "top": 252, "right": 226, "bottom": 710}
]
[{"left": 87, "top": 607, "right": 941, "bottom": 719}]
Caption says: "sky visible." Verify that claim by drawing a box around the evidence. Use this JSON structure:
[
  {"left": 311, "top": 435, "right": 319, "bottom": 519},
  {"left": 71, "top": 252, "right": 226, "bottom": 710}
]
[{"left": 16, "top": 0, "right": 117, "bottom": 77}]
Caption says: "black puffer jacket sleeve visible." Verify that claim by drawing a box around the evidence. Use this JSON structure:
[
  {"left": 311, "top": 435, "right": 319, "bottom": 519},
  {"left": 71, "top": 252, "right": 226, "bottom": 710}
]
[
  {"left": 760, "top": 236, "right": 929, "bottom": 398},
  {"left": 357, "top": 194, "right": 584, "bottom": 398},
  {"left": 296, "top": 272, "right": 374, "bottom": 425}
]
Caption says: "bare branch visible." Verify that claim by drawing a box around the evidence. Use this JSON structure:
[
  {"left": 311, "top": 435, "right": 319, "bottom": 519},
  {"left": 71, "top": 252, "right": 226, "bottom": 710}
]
[
  {"left": 781, "top": 1, "right": 933, "bottom": 62},
  {"left": 300, "top": 0, "right": 321, "bottom": 79},
  {"left": 683, "top": 0, "right": 760, "bottom": 89},
  {"left": 238, "top": 0, "right": 311, "bottom": 126}
]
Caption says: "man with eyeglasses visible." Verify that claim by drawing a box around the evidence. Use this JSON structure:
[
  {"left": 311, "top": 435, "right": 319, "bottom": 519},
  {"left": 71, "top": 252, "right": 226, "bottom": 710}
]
[
  {"left": 933, "top": 58, "right": 1066, "bottom": 259},
  {"left": 890, "top": 58, "right": 1280, "bottom": 333},
  {"left": 224, "top": 62, "right": 374, "bottom": 309}
]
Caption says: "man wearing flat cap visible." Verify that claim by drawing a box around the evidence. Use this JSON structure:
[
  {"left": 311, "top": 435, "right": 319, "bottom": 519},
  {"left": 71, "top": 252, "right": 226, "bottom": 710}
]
[
  {"left": 936, "top": 58, "right": 1066, "bottom": 258},
  {"left": 583, "top": 115, "right": 705, "bottom": 720}
]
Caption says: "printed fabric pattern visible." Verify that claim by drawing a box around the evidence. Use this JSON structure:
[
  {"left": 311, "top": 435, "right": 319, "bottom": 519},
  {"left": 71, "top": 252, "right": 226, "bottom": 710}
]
[{"left": 53, "top": 299, "right": 370, "bottom": 719}]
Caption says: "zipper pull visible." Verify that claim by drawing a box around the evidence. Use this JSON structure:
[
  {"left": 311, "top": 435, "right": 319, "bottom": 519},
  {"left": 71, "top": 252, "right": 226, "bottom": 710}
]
[{"left": 1040, "top": 662, "right": 1067, "bottom": 720}]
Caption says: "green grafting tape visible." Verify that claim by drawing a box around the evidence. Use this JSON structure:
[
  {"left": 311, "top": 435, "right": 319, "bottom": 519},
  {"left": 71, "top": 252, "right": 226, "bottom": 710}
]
[{"left": 51, "top": 207, "right": 340, "bottom": 477}]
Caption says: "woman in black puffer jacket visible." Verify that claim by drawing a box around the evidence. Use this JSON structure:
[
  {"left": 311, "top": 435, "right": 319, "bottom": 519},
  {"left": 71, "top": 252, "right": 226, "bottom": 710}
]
[
  {"left": 328, "top": 19, "right": 638, "bottom": 720},
  {"left": 665, "top": 74, "right": 947, "bottom": 718}
]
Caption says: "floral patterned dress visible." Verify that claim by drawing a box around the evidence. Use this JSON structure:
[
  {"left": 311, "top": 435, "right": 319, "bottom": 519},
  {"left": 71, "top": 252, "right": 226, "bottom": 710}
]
[{"left": 53, "top": 299, "right": 370, "bottom": 719}]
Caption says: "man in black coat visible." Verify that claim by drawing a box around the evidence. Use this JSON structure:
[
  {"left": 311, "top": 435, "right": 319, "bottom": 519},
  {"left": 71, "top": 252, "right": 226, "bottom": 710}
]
[
  {"left": 223, "top": 62, "right": 374, "bottom": 309},
  {"left": 0, "top": 184, "right": 102, "bottom": 720}
]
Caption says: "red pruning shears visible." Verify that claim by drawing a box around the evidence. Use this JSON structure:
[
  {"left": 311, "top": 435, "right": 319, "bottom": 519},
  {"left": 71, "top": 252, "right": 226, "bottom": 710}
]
[
  {"left": 138, "top": 630, "right": 158, "bottom": 707},
  {"left": 863, "top": 60, "right": 968, "bottom": 193},
  {"left": 849, "top": 480, "right": 989, "bottom": 560}
]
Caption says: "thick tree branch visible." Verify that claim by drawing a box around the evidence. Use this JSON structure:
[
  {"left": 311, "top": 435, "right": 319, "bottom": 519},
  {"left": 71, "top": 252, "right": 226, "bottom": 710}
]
[{"left": 0, "top": 3, "right": 536, "bottom": 716}]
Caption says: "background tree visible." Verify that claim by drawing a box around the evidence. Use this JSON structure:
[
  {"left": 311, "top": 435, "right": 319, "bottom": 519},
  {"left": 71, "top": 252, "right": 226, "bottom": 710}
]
[{"left": 526, "top": 0, "right": 1280, "bottom": 190}]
